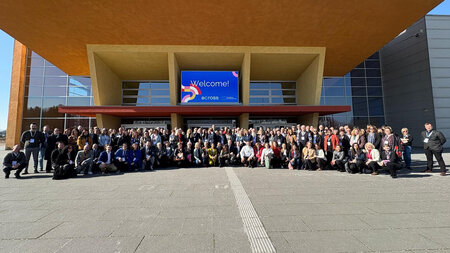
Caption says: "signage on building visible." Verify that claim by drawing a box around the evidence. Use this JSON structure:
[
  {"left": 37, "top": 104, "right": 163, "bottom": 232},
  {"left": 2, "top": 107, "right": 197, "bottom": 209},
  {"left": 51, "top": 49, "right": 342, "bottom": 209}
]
[{"left": 180, "top": 71, "right": 239, "bottom": 104}]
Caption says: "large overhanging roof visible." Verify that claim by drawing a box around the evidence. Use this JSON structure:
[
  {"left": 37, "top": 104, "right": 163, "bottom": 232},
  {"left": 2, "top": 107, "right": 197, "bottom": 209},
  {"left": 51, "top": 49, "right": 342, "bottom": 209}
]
[{"left": 0, "top": 0, "right": 442, "bottom": 76}]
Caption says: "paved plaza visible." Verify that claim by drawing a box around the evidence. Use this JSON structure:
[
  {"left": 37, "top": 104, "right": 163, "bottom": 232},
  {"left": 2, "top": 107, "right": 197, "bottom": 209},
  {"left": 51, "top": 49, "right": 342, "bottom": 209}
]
[{"left": 1, "top": 148, "right": 450, "bottom": 253}]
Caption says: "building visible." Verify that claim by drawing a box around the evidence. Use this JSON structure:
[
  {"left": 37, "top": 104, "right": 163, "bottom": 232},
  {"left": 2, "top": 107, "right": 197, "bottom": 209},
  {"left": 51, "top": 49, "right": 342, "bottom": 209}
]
[
  {"left": 379, "top": 15, "right": 450, "bottom": 148},
  {"left": 0, "top": 0, "right": 443, "bottom": 149}
]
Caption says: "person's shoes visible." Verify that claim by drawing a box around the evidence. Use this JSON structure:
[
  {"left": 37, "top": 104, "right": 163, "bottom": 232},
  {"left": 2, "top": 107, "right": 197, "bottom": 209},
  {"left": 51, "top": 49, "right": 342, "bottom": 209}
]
[
  {"left": 423, "top": 169, "right": 432, "bottom": 173},
  {"left": 406, "top": 166, "right": 412, "bottom": 170},
  {"left": 39, "top": 168, "right": 43, "bottom": 171},
  {"left": 316, "top": 168, "right": 322, "bottom": 171},
  {"left": 5, "top": 173, "right": 9, "bottom": 179},
  {"left": 34, "top": 169, "right": 39, "bottom": 173},
  {"left": 371, "top": 172, "right": 378, "bottom": 175},
  {"left": 14, "top": 173, "right": 22, "bottom": 179},
  {"left": 22, "top": 170, "right": 29, "bottom": 175},
  {"left": 440, "top": 172, "right": 446, "bottom": 176},
  {"left": 391, "top": 174, "right": 398, "bottom": 178}
]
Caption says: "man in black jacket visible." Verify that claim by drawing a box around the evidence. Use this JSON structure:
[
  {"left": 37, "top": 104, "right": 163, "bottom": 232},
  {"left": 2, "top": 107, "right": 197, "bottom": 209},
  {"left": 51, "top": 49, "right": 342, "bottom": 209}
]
[
  {"left": 141, "top": 141, "right": 155, "bottom": 170},
  {"left": 379, "top": 144, "right": 402, "bottom": 178},
  {"left": 20, "top": 123, "right": 45, "bottom": 174},
  {"left": 421, "top": 123, "right": 447, "bottom": 176},
  {"left": 3, "top": 145, "right": 27, "bottom": 179},
  {"left": 45, "top": 128, "right": 68, "bottom": 172}
]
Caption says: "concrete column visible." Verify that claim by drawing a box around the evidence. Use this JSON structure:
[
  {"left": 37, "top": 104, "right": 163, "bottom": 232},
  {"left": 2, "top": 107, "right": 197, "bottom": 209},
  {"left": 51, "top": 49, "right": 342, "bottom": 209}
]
[
  {"left": 239, "top": 113, "right": 249, "bottom": 129},
  {"left": 168, "top": 52, "right": 180, "bottom": 106},
  {"left": 295, "top": 50, "right": 325, "bottom": 126},
  {"left": 171, "top": 113, "right": 183, "bottom": 130},
  {"left": 241, "top": 53, "right": 251, "bottom": 105},
  {"left": 96, "top": 114, "right": 121, "bottom": 130},
  {"left": 6, "top": 40, "right": 27, "bottom": 150},
  {"left": 297, "top": 113, "right": 319, "bottom": 127},
  {"left": 87, "top": 52, "right": 122, "bottom": 129}
]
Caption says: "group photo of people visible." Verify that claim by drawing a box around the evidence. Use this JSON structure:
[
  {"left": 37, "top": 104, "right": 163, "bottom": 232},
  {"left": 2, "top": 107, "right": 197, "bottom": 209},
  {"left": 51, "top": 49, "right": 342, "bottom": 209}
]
[{"left": 3, "top": 121, "right": 447, "bottom": 180}]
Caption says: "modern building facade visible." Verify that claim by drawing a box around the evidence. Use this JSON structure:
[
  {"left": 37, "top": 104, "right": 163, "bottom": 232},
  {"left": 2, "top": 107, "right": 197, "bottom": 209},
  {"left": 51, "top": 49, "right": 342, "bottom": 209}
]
[{"left": 0, "top": 1, "right": 443, "bottom": 149}]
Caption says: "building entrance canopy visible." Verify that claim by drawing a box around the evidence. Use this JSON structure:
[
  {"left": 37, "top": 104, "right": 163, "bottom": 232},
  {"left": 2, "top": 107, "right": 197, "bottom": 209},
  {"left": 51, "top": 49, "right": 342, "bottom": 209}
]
[{"left": 58, "top": 105, "right": 350, "bottom": 118}]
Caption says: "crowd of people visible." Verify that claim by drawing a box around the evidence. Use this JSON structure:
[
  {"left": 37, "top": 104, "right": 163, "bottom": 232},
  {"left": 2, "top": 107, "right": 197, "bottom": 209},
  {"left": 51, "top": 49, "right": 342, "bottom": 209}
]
[{"left": 2, "top": 121, "right": 447, "bottom": 180}]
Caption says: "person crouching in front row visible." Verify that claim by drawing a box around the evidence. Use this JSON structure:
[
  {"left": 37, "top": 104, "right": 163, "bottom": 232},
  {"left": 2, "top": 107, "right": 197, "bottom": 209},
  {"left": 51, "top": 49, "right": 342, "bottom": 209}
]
[
  {"left": 207, "top": 143, "right": 218, "bottom": 166},
  {"left": 3, "top": 145, "right": 27, "bottom": 179},
  {"left": 174, "top": 142, "right": 186, "bottom": 167},
  {"left": 378, "top": 144, "right": 402, "bottom": 178},
  {"left": 261, "top": 143, "right": 274, "bottom": 169},
  {"left": 364, "top": 142, "right": 380, "bottom": 175},
  {"left": 115, "top": 143, "right": 131, "bottom": 172},
  {"left": 97, "top": 145, "right": 118, "bottom": 174},
  {"left": 141, "top": 141, "right": 155, "bottom": 170},
  {"left": 240, "top": 141, "right": 256, "bottom": 168},
  {"left": 219, "top": 144, "right": 231, "bottom": 167},
  {"left": 302, "top": 142, "right": 316, "bottom": 170},
  {"left": 130, "top": 143, "right": 142, "bottom": 171},
  {"left": 330, "top": 145, "right": 345, "bottom": 172},
  {"left": 346, "top": 143, "right": 365, "bottom": 174},
  {"left": 315, "top": 143, "right": 327, "bottom": 171},
  {"left": 75, "top": 144, "right": 93, "bottom": 175}
]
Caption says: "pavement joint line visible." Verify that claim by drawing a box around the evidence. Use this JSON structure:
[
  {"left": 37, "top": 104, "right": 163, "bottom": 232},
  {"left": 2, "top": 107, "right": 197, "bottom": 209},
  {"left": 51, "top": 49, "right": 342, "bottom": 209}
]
[
  {"left": 35, "top": 221, "right": 64, "bottom": 239},
  {"left": 225, "top": 167, "right": 276, "bottom": 253},
  {"left": 133, "top": 235, "right": 145, "bottom": 253}
]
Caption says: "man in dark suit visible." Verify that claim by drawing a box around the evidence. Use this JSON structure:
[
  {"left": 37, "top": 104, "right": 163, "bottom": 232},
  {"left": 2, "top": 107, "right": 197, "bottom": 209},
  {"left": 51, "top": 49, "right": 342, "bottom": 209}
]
[
  {"left": 421, "top": 123, "right": 447, "bottom": 176},
  {"left": 3, "top": 145, "right": 27, "bottom": 179},
  {"left": 379, "top": 144, "right": 402, "bottom": 178},
  {"left": 46, "top": 128, "right": 68, "bottom": 172},
  {"left": 98, "top": 145, "right": 118, "bottom": 174},
  {"left": 141, "top": 141, "right": 155, "bottom": 170}
]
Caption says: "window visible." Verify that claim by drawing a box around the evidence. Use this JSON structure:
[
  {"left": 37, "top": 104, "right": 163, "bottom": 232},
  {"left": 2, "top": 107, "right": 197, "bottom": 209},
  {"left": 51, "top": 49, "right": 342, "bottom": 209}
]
[
  {"left": 22, "top": 50, "right": 94, "bottom": 131},
  {"left": 249, "top": 82, "right": 296, "bottom": 105},
  {"left": 122, "top": 81, "right": 170, "bottom": 106}
]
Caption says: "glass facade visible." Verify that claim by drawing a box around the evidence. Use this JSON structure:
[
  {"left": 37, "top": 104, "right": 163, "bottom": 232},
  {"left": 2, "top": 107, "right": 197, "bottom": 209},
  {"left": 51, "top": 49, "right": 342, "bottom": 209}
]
[
  {"left": 319, "top": 52, "right": 385, "bottom": 127},
  {"left": 22, "top": 51, "right": 95, "bottom": 132},
  {"left": 122, "top": 81, "right": 170, "bottom": 106},
  {"left": 21, "top": 50, "right": 385, "bottom": 131},
  {"left": 249, "top": 82, "right": 297, "bottom": 105}
]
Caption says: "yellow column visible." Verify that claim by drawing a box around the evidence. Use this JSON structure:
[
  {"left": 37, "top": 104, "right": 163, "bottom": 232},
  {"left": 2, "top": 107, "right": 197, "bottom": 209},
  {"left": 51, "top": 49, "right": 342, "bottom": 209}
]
[
  {"left": 6, "top": 40, "right": 27, "bottom": 150},
  {"left": 171, "top": 113, "right": 183, "bottom": 129},
  {"left": 241, "top": 53, "right": 251, "bottom": 105},
  {"left": 295, "top": 50, "right": 325, "bottom": 125},
  {"left": 168, "top": 52, "right": 180, "bottom": 106},
  {"left": 239, "top": 113, "right": 249, "bottom": 129},
  {"left": 87, "top": 52, "right": 122, "bottom": 129}
]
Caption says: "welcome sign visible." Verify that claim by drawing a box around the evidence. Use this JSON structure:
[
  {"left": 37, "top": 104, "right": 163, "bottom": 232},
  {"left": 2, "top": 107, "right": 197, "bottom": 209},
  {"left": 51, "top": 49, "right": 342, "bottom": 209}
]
[{"left": 180, "top": 71, "right": 239, "bottom": 104}]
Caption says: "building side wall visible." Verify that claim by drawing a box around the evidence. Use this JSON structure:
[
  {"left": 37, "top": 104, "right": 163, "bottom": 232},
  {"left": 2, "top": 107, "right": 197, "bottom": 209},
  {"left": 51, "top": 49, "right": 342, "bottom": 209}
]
[
  {"left": 380, "top": 17, "right": 435, "bottom": 147},
  {"left": 426, "top": 15, "right": 450, "bottom": 148}
]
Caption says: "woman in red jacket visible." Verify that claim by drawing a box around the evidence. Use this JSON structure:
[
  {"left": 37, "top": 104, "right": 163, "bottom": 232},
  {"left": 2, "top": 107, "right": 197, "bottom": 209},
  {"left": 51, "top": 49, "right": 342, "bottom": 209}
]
[{"left": 324, "top": 129, "right": 339, "bottom": 167}]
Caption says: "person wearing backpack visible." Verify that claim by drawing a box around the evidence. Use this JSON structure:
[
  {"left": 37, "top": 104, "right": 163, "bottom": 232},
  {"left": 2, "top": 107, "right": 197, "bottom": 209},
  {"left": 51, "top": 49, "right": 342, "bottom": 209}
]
[{"left": 421, "top": 123, "right": 447, "bottom": 176}]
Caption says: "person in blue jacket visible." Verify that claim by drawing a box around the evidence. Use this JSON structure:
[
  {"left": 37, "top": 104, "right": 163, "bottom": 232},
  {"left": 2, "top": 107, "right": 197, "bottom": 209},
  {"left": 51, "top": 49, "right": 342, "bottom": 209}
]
[
  {"left": 114, "top": 143, "right": 132, "bottom": 172},
  {"left": 130, "top": 143, "right": 142, "bottom": 171}
]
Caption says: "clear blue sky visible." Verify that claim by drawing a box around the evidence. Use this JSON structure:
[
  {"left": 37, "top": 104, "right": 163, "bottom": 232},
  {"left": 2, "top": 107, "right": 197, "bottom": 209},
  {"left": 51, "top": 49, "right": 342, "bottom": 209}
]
[{"left": 0, "top": 1, "right": 449, "bottom": 131}]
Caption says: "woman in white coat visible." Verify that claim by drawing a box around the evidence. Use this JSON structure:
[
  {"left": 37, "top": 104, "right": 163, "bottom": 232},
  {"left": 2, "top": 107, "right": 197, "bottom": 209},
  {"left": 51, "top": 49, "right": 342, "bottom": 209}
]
[{"left": 365, "top": 142, "right": 381, "bottom": 175}]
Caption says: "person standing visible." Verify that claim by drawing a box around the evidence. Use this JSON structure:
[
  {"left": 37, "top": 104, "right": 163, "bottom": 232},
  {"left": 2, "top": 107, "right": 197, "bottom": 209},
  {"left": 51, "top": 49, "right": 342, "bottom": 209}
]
[
  {"left": 400, "top": 128, "right": 413, "bottom": 170},
  {"left": 3, "top": 145, "right": 27, "bottom": 179},
  {"left": 421, "top": 123, "right": 447, "bottom": 176},
  {"left": 20, "top": 123, "right": 44, "bottom": 174},
  {"left": 38, "top": 125, "right": 51, "bottom": 171}
]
